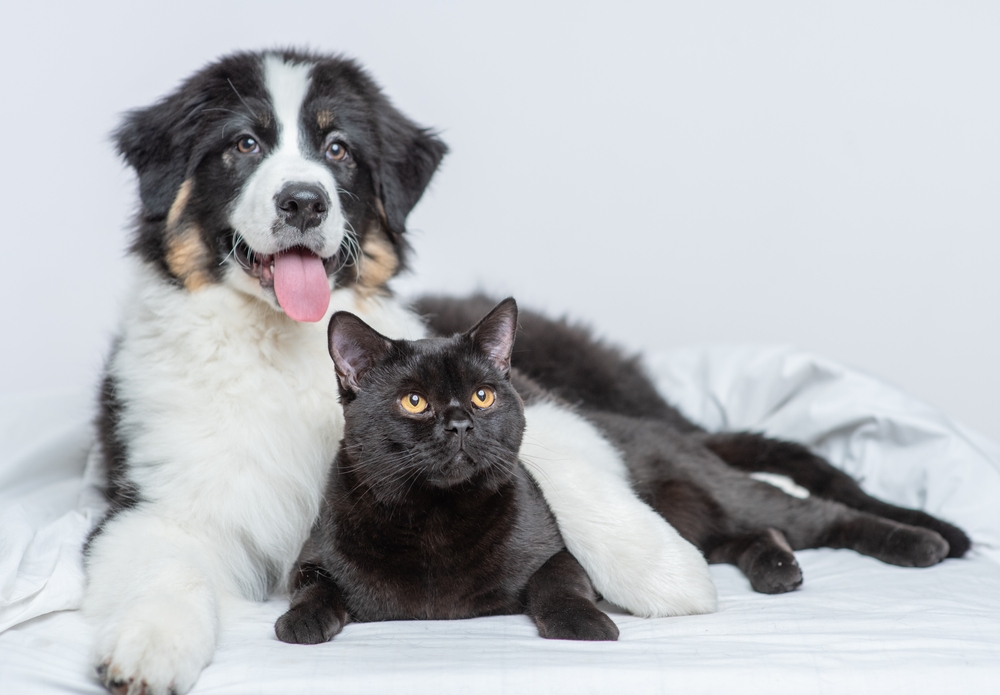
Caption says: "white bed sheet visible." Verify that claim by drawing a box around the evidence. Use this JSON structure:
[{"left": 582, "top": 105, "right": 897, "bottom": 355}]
[{"left": 2, "top": 345, "right": 999, "bottom": 694}]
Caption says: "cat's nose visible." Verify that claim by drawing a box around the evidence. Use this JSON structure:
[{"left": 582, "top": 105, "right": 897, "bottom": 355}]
[{"left": 446, "top": 417, "right": 473, "bottom": 442}]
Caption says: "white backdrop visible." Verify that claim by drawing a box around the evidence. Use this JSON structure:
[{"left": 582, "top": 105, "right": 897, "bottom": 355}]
[{"left": 1, "top": 1, "right": 997, "bottom": 441}]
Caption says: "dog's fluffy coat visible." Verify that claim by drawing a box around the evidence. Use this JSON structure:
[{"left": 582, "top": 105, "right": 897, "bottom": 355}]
[{"left": 85, "top": 50, "right": 715, "bottom": 695}]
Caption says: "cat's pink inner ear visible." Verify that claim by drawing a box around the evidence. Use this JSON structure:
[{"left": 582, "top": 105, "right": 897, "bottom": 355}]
[
  {"left": 328, "top": 312, "right": 392, "bottom": 391},
  {"left": 471, "top": 298, "right": 518, "bottom": 373}
]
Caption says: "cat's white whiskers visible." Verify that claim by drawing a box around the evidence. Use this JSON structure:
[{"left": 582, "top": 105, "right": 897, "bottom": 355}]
[{"left": 515, "top": 453, "right": 556, "bottom": 487}]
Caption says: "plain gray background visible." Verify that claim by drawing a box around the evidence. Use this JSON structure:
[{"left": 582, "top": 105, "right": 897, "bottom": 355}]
[{"left": 1, "top": 1, "right": 997, "bottom": 441}]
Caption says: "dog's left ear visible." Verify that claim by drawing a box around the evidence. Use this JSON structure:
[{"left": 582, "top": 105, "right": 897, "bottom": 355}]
[
  {"left": 114, "top": 87, "right": 206, "bottom": 221},
  {"left": 372, "top": 101, "right": 448, "bottom": 242}
]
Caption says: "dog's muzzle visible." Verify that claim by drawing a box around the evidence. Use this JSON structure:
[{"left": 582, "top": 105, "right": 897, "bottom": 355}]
[{"left": 275, "top": 182, "right": 330, "bottom": 233}]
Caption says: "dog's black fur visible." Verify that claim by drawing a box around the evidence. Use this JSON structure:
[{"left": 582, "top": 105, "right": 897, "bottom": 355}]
[
  {"left": 416, "top": 294, "right": 971, "bottom": 593},
  {"left": 91, "top": 50, "right": 448, "bottom": 548}
]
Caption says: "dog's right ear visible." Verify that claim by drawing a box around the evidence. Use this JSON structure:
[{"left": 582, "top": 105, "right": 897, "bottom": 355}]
[
  {"left": 328, "top": 312, "right": 394, "bottom": 395},
  {"left": 114, "top": 92, "right": 202, "bottom": 221},
  {"left": 371, "top": 100, "right": 448, "bottom": 246}
]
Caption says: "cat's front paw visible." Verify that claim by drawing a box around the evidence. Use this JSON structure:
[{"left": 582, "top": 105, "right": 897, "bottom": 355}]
[
  {"left": 534, "top": 598, "right": 620, "bottom": 642},
  {"left": 93, "top": 605, "right": 216, "bottom": 695},
  {"left": 275, "top": 605, "right": 345, "bottom": 644}
]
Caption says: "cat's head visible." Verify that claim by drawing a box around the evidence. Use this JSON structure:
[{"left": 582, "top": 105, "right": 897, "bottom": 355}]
[{"left": 327, "top": 298, "right": 524, "bottom": 502}]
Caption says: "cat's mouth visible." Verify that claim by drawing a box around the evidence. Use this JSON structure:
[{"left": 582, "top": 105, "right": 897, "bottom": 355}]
[
  {"left": 423, "top": 447, "right": 514, "bottom": 490},
  {"left": 422, "top": 450, "right": 479, "bottom": 488}
]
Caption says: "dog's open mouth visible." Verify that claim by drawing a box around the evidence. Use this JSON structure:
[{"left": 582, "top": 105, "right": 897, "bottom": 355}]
[{"left": 234, "top": 241, "right": 334, "bottom": 323}]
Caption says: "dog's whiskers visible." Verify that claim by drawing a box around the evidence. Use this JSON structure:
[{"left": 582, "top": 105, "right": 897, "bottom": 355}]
[
  {"left": 336, "top": 187, "right": 360, "bottom": 203},
  {"left": 223, "top": 232, "right": 251, "bottom": 269},
  {"left": 335, "top": 222, "right": 363, "bottom": 281}
]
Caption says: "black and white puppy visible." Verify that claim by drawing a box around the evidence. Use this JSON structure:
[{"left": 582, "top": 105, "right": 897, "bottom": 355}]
[{"left": 84, "top": 50, "right": 716, "bottom": 695}]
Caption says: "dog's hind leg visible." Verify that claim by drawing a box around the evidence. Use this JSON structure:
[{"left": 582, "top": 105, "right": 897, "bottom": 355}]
[
  {"left": 701, "top": 431, "right": 970, "bottom": 558},
  {"left": 706, "top": 528, "right": 803, "bottom": 594},
  {"left": 823, "top": 513, "right": 951, "bottom": 567},
  {"left": 635, "top": 475, "right": 804, "bottom": 594},
  {"left": 703, "top": 478, "right": 949, "bottom": 587}
]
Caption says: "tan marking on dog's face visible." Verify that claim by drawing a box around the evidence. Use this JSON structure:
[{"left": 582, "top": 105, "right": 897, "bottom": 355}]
[
  {"left": 317, "top": 110, "right": 335, "bottom": 129},
  {"left": 373, "top": 197, "right": 388, "bottom": 226},
  {"left": 165, "top": 224, "right": 212, "bottom": 291},
  {"left": 353, "top": 224, "right": 399, "bottom": 297},
  {"left": 163, "top": 179, "right": 212, "bottom": 291},
  {"left": 166, "top": 179, "right": 193, "bottom": 230}
]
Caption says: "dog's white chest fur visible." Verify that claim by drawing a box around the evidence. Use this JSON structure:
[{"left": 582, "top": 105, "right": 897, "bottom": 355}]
[
  {"left": 106, "top": 265, "right": 429, "bottom": 600},
  {"left": 109, "top": 266, "right": 355, "bottom": 598}
]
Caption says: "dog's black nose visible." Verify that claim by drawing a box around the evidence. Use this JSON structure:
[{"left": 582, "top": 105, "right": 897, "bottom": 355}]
[{"left": 275, "top": 183, "right": 329, "bottom": 232}]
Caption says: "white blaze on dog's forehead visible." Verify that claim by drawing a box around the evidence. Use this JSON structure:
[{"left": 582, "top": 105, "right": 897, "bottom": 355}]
[
  {"left": 262, "top": 55, "right": 311, "bottom": 153},
  {"left": 227, "top": 55, "right": 345, "bottom": 260}
]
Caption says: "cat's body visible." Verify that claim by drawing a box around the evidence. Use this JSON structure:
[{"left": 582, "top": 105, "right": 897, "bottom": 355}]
[
  {"left": 416, "top": 295, "right": 971, "bottom": 594},
  {"left": 275, "top": 300, "right": 619, "bottom": 642},
  {"left": 310, "top": 450, "right": 561, "bottom": 623}
]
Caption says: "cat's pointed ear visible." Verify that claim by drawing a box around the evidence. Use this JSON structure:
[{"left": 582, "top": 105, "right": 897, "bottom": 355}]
[
  {"left": 328, "top": 312, "right": 394, "bottom": 394},
  {"left": 466, "top": 298, "right": 518, "bottom": 376}
]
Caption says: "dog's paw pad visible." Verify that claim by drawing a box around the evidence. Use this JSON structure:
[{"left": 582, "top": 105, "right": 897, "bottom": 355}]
[
  {"left": 890, "top": 527, "right": 950, "bottom": 567},
  {"left": 93, "top": 607, "right": 214, "bottom": 695}
]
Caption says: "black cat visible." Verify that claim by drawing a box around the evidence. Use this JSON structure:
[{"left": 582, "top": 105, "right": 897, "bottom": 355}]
[
  {"left": 275, "top": 299, "right": 620, "bottom": 643},
  {"left": 415, "top": 295, "right": 971, "bottom": 594}
]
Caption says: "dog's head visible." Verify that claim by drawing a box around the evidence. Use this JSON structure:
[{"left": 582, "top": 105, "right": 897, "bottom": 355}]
[{"left": 116, "top": 49, "right": 447, "bottom": 321}]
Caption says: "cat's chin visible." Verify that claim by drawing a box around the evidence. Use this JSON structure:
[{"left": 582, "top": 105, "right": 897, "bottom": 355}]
[{"left": 423, "top": 452, "right": 503, "bottom": 490}]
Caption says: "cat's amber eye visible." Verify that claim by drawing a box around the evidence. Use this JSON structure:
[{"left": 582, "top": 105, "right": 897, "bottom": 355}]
[
  {"left": 400, "top": 393, "right": 429, "bottom": 414},
  {"left": 471, "top": 387, "right": 496, "bottom": 409}
]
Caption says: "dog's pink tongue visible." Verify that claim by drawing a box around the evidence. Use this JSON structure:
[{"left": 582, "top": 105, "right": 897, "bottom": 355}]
[{"left": 273, "top": 248, "right": 331, "bottom": 322}]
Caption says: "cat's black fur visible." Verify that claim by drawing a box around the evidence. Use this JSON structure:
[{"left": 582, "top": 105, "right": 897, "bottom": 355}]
[
  {"left": 415, "top": 294, "right": 971, "bottom": 594},
  {"left": 275, "top": 299, "right": 619, "bottom": 643}
]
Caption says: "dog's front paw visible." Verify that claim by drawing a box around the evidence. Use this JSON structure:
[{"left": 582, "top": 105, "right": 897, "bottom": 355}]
[{"left": 93, "top": 603, "right": 217, "bottom": 695}]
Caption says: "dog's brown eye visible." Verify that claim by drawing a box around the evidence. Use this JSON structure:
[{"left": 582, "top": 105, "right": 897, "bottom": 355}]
[
  {"left": 325, "top": 141, "right": 349, "bottom": 162},
  {"left": 236, "top": 136, "right": 260, "bottom": 154},
  {"left": 472, "top": 388, "right": 496, "bottom": 409},
  {"left": 401, "top": 393, "right": 428, "bottom": 414}
]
